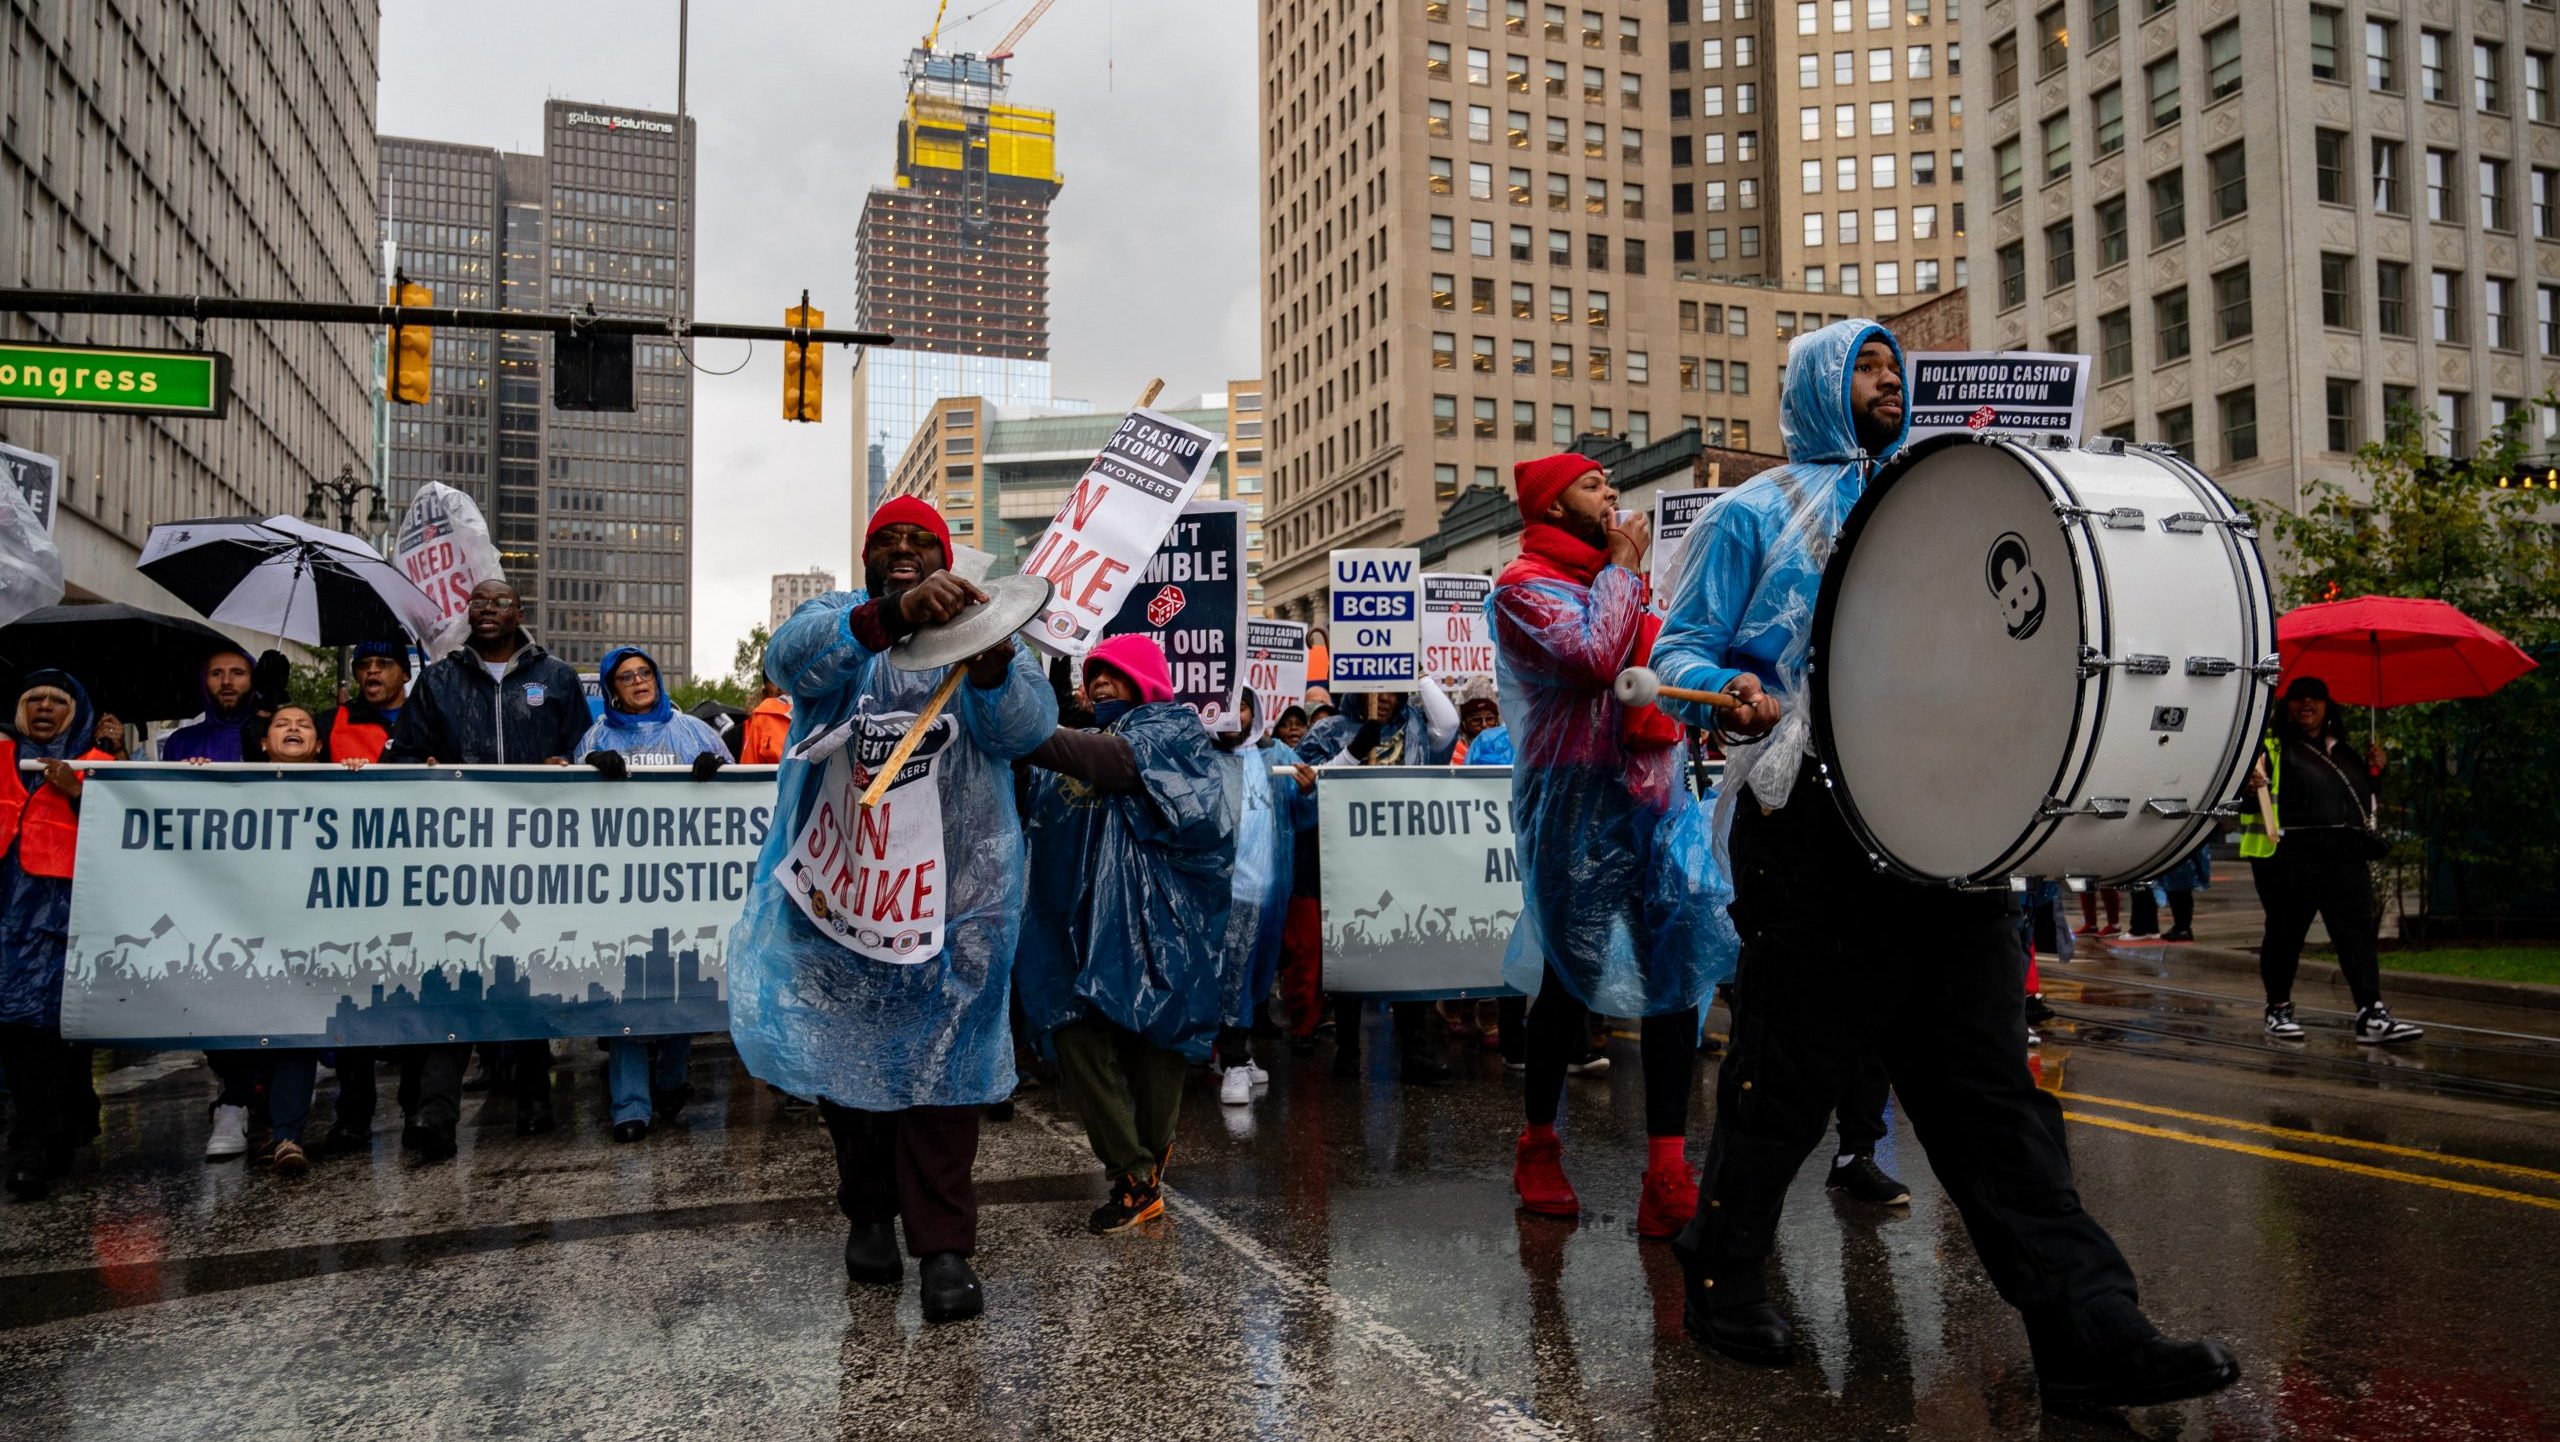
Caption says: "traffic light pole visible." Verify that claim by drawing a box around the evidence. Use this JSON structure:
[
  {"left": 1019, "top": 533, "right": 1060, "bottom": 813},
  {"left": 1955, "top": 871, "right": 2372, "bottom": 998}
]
[{"left": 0, "top": 288, "right": 895, "bottom": 349}]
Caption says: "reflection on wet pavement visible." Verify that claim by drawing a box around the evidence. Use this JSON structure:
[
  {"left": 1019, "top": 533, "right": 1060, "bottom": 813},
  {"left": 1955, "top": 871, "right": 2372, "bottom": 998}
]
[{"left": 1, "top": 998, "right": 2556, "bottom": 1440}]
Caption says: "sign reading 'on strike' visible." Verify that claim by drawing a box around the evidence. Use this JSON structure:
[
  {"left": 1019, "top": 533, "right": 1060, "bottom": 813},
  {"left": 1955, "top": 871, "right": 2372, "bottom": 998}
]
[
  {"left": 1328, "top": 548, "right": 1422, "bottom": 693},
  {"left": 1420, "top": 573, "right": 1494, "bottom": 683},
  {"left": 1021, "top": 407, "right": 1223, "bottom": 656},
  {"left": 1244, "top": 619, "right": 1309, "bottom": 726}
]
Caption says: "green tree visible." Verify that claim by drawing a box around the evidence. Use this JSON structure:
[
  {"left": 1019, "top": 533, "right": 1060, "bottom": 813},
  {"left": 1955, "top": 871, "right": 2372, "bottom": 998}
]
[
  {"left": 670, "top": 623, "right": 769, "bottom": 713},
  {"left": 2240, "top": 405, "right": 2560, "bottom": 927}
]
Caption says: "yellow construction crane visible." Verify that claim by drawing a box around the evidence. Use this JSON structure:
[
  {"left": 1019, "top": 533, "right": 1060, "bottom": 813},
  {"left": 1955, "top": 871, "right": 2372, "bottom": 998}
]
[
  {"left": 921, "top": 0, "right": 951, "bottom": 53},
  {"left": 987, "top": 0, "right": 1056, "bottom": 61}
]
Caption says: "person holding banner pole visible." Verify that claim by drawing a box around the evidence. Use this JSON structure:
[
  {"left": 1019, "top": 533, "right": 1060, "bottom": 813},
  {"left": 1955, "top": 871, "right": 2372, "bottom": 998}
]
[
  {"left": 1211, "top": 689, "right": 1315, "bottom": 1105},
  {"left": 0, "top": 670, "right": 108, "bottom": 1202},
  {"left": 1490, "top": 452, "right": 1737, "bottom": 1237},
  {"left": 727, "top": 496, "right": 1057, "bottom": 1325},
  {"left": 1648, "top": 320, "right": 2238, "bottom": 1410},
  {"left": 1016, "top": 634, "right": 1237, "bottom": 1234}
]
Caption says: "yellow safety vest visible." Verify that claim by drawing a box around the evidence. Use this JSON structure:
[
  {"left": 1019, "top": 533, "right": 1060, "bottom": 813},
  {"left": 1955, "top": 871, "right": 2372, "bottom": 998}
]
[{"left": 2237, "top": 735, "right": 2281, "bottom": 859}]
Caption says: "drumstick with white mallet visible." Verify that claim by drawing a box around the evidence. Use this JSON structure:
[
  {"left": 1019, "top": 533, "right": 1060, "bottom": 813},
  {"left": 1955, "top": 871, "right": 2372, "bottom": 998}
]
[{"left": 1613, "top": 665, "right": 1747, "bottom": 713}]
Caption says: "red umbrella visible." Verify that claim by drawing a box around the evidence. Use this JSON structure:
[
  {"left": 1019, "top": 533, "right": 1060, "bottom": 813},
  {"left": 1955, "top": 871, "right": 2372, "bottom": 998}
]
[{"left": 2276, "top": 596, "right": 2539, "bottom": 740}]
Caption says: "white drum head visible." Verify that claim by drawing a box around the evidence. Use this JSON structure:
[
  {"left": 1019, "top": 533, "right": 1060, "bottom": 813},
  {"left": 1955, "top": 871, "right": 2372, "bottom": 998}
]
[{"left": 1817, "top": 440, "right": 2083, "bottom": 880}]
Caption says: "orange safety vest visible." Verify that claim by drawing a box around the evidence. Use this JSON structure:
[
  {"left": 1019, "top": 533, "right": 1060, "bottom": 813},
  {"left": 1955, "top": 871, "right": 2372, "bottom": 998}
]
[
  {"left": 0, "top": 737, "right": 107, "bottom": 879},
  {"left": 329, "top": 705, "right": 394, "bottom": 763}
]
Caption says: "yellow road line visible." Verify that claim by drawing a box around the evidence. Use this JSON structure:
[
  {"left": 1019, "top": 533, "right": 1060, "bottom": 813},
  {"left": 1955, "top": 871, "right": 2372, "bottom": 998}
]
[
  {"left": 2061, "top": 1112, "right": 2560, "bottom": 1213},
  {"left": 2058, "top": 1090, "right": 2560, "bottom": 1186}
]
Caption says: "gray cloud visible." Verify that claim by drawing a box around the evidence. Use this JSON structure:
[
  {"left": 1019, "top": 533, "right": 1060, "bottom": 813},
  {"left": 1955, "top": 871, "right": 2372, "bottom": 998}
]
[{"left": 380, "top": 0, "right": 1257, "bottom": 677}]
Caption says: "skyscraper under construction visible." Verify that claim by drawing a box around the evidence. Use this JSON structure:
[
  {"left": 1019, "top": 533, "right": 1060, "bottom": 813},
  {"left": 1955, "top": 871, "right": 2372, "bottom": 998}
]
[{"left": 851, "top": 39, "right": 1065, "bottom": 556}]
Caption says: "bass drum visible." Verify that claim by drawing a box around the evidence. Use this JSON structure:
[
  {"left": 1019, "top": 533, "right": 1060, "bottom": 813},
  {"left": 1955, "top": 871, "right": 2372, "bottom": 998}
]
[{"left": 1809, "top": 433, "right": 2276, "bottom": 888}]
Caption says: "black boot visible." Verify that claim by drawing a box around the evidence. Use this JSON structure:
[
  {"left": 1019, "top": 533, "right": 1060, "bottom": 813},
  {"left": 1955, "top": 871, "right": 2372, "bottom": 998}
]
[
  {"left": 1675, "top": 1245, "right": 1795, "bottom": 1366},
  {"left": 918, "top": 1252, "right": 985, "bottom": 1324},
  {"left": 843, "top": 1220, "right": 902, "bottom": 1285},
  {"left": 2036, "top": 1332, "right": 2241, "bottom": 1412}
]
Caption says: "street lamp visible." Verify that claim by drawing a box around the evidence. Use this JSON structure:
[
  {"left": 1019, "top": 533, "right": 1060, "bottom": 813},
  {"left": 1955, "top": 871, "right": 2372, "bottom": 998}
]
[{"left": 303, "top": 463, "right": 390, "bottom": 533}]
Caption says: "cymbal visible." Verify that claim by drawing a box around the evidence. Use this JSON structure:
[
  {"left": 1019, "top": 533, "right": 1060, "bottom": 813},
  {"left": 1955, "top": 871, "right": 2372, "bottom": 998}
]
[{"left": 886, "top": 573, "right": 1054, "bottom": 672}]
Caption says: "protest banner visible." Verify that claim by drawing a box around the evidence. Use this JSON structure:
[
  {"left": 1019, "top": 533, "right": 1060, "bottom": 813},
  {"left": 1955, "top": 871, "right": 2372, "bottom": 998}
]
[
  {"left": 1650, "top": 486, "right": 1728, "bottom": 613},
  {"left": 1327, "top": 548, "right": 1422, "bottom": 693},
  {"left": 0, "top": 440, "right": 60, "bottom": 532},
  {"left": 1419, "top": 572, "right": 1495, "bottom": 684},
  {"left": 1904, "top": 351, "right": 2092, "bottom": 441},
  {"left": 395, "top": 480, "right": 505, "bottom": 653},
  {"left": 60, "top": 765, "right": 776, "bottom": 1047},
  {"left": 1020, "top": 405, "right": 1223, "bottom": 655},
  {"left": 1244, "top": 619, "right": 1309, "bottom": 725},
  {"left": 1317, "top": 765, "right": 1519, "bottom": 997},
  {"left": 1098, "top": 500, "right": 1246, "bottom": 728}
]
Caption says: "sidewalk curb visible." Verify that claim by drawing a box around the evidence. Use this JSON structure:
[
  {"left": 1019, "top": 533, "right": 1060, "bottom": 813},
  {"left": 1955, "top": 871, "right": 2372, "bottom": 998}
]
[{"left": 2090, "top": 939, "right": 2560, "bottom": 1013}]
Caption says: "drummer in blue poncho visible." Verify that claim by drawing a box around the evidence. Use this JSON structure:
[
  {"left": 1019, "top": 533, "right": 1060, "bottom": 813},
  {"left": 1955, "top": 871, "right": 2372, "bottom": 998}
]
[
  {"left": 1490, "top": 451, "right": 1737, "bottom": 1242},
  {"left": 725, "top": 497, "right": 1057, "bottom": 1325},
  {"left": 1016, "top": 633, "right": 1238, "bottom": 1235},
  {"left": 574, "top": 645, "right": 731, "bottom": 1145}
]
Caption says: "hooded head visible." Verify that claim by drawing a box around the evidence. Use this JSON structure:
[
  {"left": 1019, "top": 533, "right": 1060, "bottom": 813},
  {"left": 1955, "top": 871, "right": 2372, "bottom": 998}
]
[
  {"left": 10, "top": 670, "right": 95, "bottom": 768},
  {"left": 597, "top": 645, "right": 674, "bottom": 728},
  {"left": 1780, "top": 319, "right": 1909, "bottom": 466},
  {"left": 1083, "top": 634, "right": 1176, "bottom": 706},
  {"left": 864, "top": 497, "right": 955, "bottom": 601}
]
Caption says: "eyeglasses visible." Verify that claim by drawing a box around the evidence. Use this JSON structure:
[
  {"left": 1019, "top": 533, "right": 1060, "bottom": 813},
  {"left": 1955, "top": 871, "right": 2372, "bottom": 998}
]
[{"left": 465, "top": 597, "right": 519, "bottom": 612}]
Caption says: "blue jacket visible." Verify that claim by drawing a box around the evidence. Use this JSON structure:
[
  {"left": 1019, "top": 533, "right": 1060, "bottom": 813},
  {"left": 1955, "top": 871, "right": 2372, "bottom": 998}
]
[
  {"left": 1652, "top": 319, "right": 1911, "bottom": 716},
  {"left": 574, "top": 645, "right": 733, "bottom": 766},
  {"left": 0, "top": 672, "right": 94, "bottom": 1028},
  {"left": 1462, "top": 724, "right": 1514, "bottom": 766},
  {"left": 726, "top": 591, "right": 1057, "bottom": 1110},
  {"left": 383, "top": 634, "right": 592, "bottom": 765}
]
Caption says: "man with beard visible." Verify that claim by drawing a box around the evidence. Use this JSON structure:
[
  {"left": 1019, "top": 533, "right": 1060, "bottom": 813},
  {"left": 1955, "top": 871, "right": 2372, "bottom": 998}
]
[
  {"left": 384, "top": 579, "right": 592, "bottom": 1157},
  {"left": 1650, "top": 321, "right": 2239, "bottom": 1413},
  {"left": 728, "top": 497, "right": 1055, "bottom": 1324},
  {"left": 161, "top": 649, "right": 260, "bottom": 762},
  {"left": 1490, "top": 451, "right": 1734, "bottom": 1239}
]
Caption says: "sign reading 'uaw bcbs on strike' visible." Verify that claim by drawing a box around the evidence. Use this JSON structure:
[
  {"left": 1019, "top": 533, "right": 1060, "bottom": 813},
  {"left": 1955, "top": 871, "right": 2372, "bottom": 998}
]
[
  {"left": 1021, "top": 407, "right": 1223, "bottom": 656},
  {"left": 1328, "top": 549, "right": 1423, "bottom": 693},
  {"left": 1904, "top": 351, "right": 2091, "bottom": 442}
]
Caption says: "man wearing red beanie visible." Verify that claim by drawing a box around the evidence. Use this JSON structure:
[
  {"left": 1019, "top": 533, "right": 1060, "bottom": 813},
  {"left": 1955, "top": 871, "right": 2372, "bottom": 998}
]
[
  {"left": 1489, "top": 454, "right": 1733, "bottom": 1242},
  {"left": 1014, "top": 634, "right": 1240, "bottom": 1234}
]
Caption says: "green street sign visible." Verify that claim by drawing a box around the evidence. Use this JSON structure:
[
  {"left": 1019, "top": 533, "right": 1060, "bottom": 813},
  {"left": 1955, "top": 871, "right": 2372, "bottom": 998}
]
[{"left": 0, "top": 340, "right": 230, "bottom": 418}]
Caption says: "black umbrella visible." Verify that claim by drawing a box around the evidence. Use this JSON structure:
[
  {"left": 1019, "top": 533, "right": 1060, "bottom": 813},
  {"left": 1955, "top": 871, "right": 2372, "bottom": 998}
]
[
  {"left": 688, "top": 699, "right": 749, "bottom": 741},
  {"left": 0, "top": 602, "right": 241, "bottom": 721}
]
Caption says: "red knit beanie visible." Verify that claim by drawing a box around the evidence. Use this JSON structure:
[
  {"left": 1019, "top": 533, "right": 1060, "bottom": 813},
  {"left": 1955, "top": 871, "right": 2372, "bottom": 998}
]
[
  {"left": 866, "top": 496, "right": 953, "bottom": 565},
  {"left": 1085, "top": 634, "right": 1176, "bottom": 704},
  {"left": 1513, "top": 453, "right": 1603, "bottom": 523}
]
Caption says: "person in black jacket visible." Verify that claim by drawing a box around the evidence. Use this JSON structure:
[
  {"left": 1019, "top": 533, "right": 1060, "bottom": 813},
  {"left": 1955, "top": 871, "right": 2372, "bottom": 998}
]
[{"left": 382, "top": 579, "right": 591, "bottom": 1159}]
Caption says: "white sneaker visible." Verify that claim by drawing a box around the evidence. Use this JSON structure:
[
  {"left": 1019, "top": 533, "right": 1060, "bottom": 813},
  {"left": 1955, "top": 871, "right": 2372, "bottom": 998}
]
[
  {"left": 1242, "top": 1061, "right": 1271, "bottom": 1085},
  {"left": 2264, "top": 1002, "right": 2305, "bottom": 1040},
  {"left": 2355, "top": 1003, "right": 2424, "bottom": 1045},
  {"left": 205, "top": 1103, "right": 250, "bottom": 1159},
  {"left": 1219, "top": 1066, "right": 1254, "bottom": 1105}
]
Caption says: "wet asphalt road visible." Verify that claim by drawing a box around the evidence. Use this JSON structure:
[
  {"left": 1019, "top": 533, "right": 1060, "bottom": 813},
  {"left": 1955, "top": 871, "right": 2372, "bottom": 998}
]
[{"left": 1, "top": 948, "right": 2557, "bottom": 1442}]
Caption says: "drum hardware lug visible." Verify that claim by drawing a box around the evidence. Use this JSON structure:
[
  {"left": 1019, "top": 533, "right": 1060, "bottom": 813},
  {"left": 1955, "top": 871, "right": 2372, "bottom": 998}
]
[
  {"left": 2160, "top": 510, "right": 2260, "bottom": 539},
  {"left": 2055, "top": 503, "right": 2146, "bottom": 529},
  {"left": 2251, "top": 654, "right": 2283, "bottom": 685},
  {"left": 2200, "top": 802, "right": 2242, "bottom": 819},
  {"left": 2078, "top": 647, "right": 2169, "bottom": 677},
  {"left": 2185, "top": 656, "right": 2238, "bottom": 677},
  {"left": 2032, "top": 433, "right": 2076, "bottom": 451},
  {"left": 2040, "top": 795, "right": 2131, "bottom": 819},
  {"left": 1867, "top": 853, "right": 1889, "bottom": 874},
  {"left": 2142, "top": 798, "right": 2193, "bottom": 819},
  {"left": 2086, "top": 435, "right": 2129, "bottom": 456}
]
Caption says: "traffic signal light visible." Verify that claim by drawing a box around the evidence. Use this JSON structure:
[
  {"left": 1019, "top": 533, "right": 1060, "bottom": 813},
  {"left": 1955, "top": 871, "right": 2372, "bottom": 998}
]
[
  {"left": 388, "top": 281, "right": 433, "bottom": 405},
  {"left": 783, "top": 298, "right": 823, "bottom": 422}
]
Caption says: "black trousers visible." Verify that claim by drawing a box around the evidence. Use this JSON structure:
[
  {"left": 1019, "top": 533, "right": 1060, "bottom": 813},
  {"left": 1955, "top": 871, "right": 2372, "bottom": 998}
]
[
  {"left": 1521, "top": 959, "right": 1697, "bottom": 1137},
  {"left": 403, "top": 1041, "right": 553, "bottom": 1135},
  {"left": 1834, "top": 1053, "right": 1891, "bottom": 1157},
  {"left": 1681, "top": 769, "right": 2149, "bottom": 1358},
  {"left": 820, "top": 1101, "right": 982, "bottom": 1256},
  {"left": 0, "top": 1024, "right": 96, "bottom": 1171},
  {"left": 2251, "top": 843, "right": 2384, "bottom": 1010}
]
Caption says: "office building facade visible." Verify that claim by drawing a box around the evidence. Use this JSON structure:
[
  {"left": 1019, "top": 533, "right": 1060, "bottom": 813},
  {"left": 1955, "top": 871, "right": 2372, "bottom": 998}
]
[
  {"left": 379, "top": 100, "right": 697, "bottom": 675},
  {"left": 2, "top": 0, "right": 380, "bottom": 609},
  {"left": 770, "top": 567, "right": 837, "bottom": 631},
  {"left": 1964, "top": 0, "right": 2560, "bottom": 510}
]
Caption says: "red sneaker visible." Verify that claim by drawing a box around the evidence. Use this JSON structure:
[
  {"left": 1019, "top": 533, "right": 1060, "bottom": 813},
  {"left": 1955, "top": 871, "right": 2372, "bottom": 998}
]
[
  {"left": 1636, "top": 1159, "right": 1697, "bottom": 1239},
  {"left": 1513, "top": 1128, "right": 1579, "bottom": 1217}
]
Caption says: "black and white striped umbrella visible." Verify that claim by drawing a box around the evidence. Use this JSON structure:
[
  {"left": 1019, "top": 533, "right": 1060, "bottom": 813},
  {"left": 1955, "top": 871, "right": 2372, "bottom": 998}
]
[{"left": 137, "top": 515, "right": 441, "bottom": 647}]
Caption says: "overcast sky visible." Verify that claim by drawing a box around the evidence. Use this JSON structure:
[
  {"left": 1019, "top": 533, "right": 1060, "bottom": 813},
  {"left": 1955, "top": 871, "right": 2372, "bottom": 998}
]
[{"left": 379, "top": 0, "right": 1260, "bottom": 678}]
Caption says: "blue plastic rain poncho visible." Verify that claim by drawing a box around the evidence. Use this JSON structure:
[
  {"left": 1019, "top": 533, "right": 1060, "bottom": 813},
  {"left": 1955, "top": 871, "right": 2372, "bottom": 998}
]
[
  {"left": 1461, "top": 725, "right": 1515, "bottom": 766},
  {"left": 574, "top": 645, "right": 733, "bottom": 765},
  {"left": 725, "top": 592, "right": 1058, "bottom": 1110},
  {"left": 1215, "top": 742, "right": 1314, "bottom": 1027},
  {"left": 1490, "top": 523, "right": 1736, "bottom": 1017},
  {"left": 1017, "top": 703, "right": 1239, "bottom": 1062},
  {"left": 1652, "top": 318, "right": 1911, "bottom": 818},
  {"left": 0, "top": 671, "right": 94, "bottom": 1028},
  {"left": 1293, "top": 712, "right": 1362, "bottom": 766}
]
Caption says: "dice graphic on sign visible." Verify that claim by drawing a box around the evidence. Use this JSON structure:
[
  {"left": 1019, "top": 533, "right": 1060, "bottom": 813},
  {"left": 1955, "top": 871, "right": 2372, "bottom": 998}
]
[
  {"left": 1146, "top": 584, "right": 1186, "bottom": 627},
  {"left": 1966, "top": 405, "right": 1999, "bottom": 431}
]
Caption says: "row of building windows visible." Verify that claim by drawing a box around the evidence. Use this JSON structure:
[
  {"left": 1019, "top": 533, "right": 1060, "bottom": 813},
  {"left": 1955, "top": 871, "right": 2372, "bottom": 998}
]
[
  {"left": 1426, "top": 44, "right": 1647, "bottom": 106},
  {"left": 1792, "top": 43, "right": 1962, "bottom": 87},
  {"left": 1801, "top": 152, "right": 1962, "bottom": 194},
  {"left": 1789, "top": 0, "right": 1942, "bottom": 34},
  {"left": 1427, "top": 162, "right": 1649, "bottom": 216},
  {"left": 1427, "top": 222, "right": 1652, "bottom": 271},
  {"left": 1429, "top": 401, "right": 1662, "bottom": 449}
]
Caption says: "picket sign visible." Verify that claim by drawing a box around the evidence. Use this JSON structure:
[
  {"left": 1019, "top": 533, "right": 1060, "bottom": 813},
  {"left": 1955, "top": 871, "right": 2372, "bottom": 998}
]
[{"left": 1018, "top": 380, "right": 1227, "bottom": 657}]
